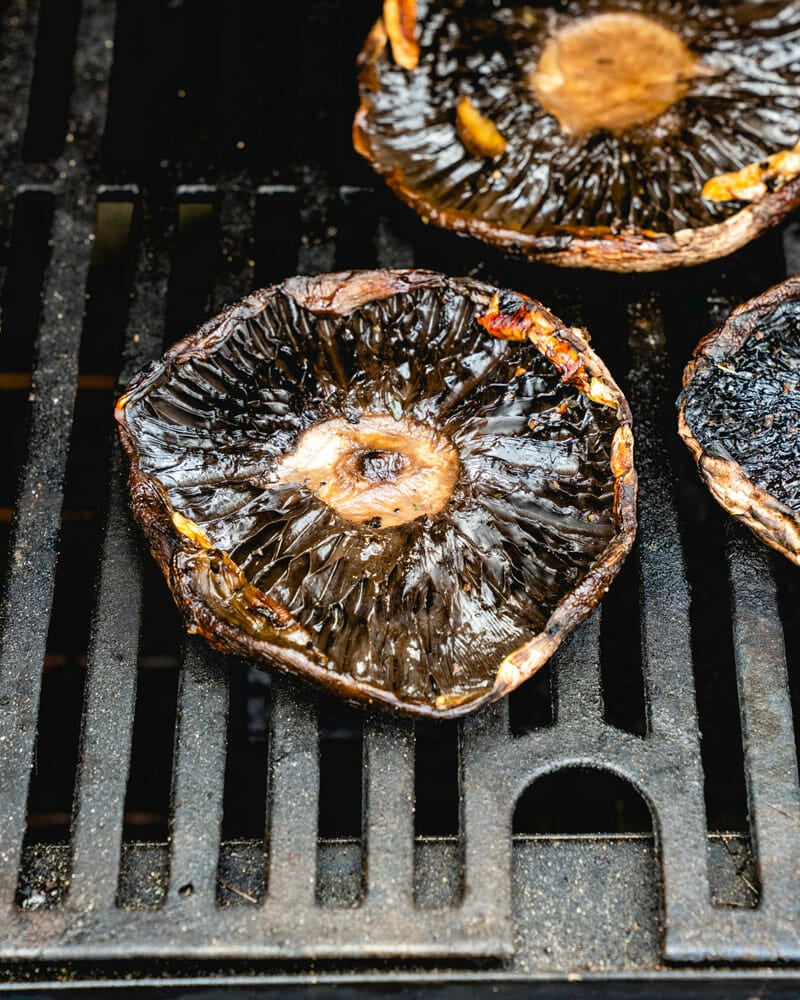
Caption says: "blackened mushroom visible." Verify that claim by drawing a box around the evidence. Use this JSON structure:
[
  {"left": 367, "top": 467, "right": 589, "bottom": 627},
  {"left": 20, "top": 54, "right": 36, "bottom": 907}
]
[
  {"left": 678, "top": 275, "right": 800, "bottom": 564},
  {"left": 354, "top": 1, "right": 800, "bottom": 272},
  {"left": 116, "top": 270, "right": 637, "bottom": 718}
]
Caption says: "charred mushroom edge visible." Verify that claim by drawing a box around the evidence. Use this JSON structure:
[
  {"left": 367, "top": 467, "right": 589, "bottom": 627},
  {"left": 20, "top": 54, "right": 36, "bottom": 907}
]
[
  {"left": 116, "top": 269, "right": 637, "bottom": 718},
  {"left": 678, "top": 275, "right": 800, "bottom": 565},
  {"left": 353, "top": 18, "right": 800, "bottom": 274}
]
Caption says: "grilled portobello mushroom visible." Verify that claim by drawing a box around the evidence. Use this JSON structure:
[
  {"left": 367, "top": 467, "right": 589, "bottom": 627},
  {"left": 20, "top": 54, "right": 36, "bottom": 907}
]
[
  {"left": 116, "top": 269, "right": 636, "bottom": 718},
  {"left": 679, "top": 275, "right": 800, "bottom": 564},
  {"left": 354, "top": 0, "right": 800, "bottom": 272}
]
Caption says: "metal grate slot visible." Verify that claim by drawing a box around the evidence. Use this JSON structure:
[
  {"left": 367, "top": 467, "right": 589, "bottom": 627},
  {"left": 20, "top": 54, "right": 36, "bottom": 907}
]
[
  {"left": 14, "top": 654, "right": 84, "bottom": 908},
  {"left": 316, "top": 698, "right": 364, "bottom": 907},
  {"left": 217, "top": 663, "right": 270, "bottom": 898},
  {"left": 166, "top": 197, "right": 218, "bottom": 346},
  {"left": 514, "top": 767, "right": 652, "bottom": 836},
  {"left": 21, "top": 0, "right": 81, "bottom": 163},
  {"left": 599, "top": 552, "right": 647, "bottom": 735},
  {"left": 682, "top": 482, "right": 752, "bottom": 836},
  {"left": 0, "top": 192, "right": 53, "bottom": 378},
  {"left": 508, "top": 661, "right": 554, "bottom": 736},
  {"left": 414, "top": 720, "right": 463, "bottom": 908},
  {"left": 114, "top": 661, "right": 179, "bottom": 904},
  {"left": 255, "top": 187, "right": 301, "bottom": 289},
  {"left": 168, "top": 643, "right": 229, "bottom": 910},
  {"left": 335, "top": 187, "right": 380, "bottom": 270}
]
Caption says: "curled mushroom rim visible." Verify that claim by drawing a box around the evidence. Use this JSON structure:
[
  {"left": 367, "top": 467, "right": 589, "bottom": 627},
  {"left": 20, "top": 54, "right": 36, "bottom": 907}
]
[
  {"left": 116, "top": 269, "right": 638, "bottom": 719},
  {"left": 677, "top": 275, "right": 800, "bottom": 566}
]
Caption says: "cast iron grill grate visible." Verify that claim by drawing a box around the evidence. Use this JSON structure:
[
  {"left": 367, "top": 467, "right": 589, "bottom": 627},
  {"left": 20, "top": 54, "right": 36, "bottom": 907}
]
[{"left": 0, "top": 0, "right": 799, "bottom": 983}]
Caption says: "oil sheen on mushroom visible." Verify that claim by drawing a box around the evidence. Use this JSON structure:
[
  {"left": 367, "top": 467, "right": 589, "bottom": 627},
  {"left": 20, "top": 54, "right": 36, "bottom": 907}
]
[{"left": 117, "top": 271, "right": 636, "bottom": 717}]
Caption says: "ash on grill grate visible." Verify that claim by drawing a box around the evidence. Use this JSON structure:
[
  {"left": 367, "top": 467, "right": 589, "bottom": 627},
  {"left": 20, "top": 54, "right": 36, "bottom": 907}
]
[{"left": 1, "top": 0, "right": 800, "bottom": 985}]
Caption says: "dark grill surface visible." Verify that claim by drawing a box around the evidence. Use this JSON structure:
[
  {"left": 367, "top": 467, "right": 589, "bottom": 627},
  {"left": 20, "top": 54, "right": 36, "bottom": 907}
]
[{"left": 1, "top": 0, "right": 799, "bottom": 992}]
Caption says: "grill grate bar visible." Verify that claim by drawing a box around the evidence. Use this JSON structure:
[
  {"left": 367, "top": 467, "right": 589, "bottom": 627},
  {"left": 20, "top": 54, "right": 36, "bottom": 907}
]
[
  {"left": 266, "top": 679, "right": 320, "bottom": 908},
  {"left": 363, "top": 714, "right": 415, "bottom": 908},
  {"left": 118, "top": 195, "right": 174, "bottom": 385},
  {"left": 167, "top": 643, "right": 229, "bottom": 910},
  {"left": 623, "top": 290, "right": 717, "bottom": 958},
  {"left": 626, "top": 292, "right": 699, "bottom": 743},
  {"left": 551, "top": 613, "right": 603, "bottom": 725},
  {"left": 213, "top": 186, "right": 256, "bottom": 313},
  {"left": 726, "top": 526, "right": 800, "bottom": 931},
  {"left": 72, "top": 192, "right": 175, "bottom": 906},
  {"left": 69, "top": 449, "right": 141, "bottom": 909},
  {"left": 0, "top": 194, "right": 96, "bottom": 907}
]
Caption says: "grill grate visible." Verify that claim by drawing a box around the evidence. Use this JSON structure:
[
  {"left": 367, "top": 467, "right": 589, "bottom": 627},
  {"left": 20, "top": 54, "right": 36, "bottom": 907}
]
[{"left": 1, "top": 0, "right": 800, "bottom": 983}]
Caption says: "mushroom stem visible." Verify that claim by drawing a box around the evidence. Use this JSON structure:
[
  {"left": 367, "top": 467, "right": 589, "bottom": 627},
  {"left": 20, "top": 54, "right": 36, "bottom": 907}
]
[
  {"left": 275, "top": 413, "right": 460, "bottom": 528},
  {"left": 531, "top": 12, "right": 707, "bottom": 135}
]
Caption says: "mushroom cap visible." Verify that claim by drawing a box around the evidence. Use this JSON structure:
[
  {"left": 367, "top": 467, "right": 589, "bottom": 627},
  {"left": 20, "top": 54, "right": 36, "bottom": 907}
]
[
  {"left": 354, "top": 1, "right": 800, "bottom": 272},
  {"left": 678, "top": 274, "right": 800, "bottom": 564},
  {"left": 116, "top": 270, "right": 637, "bottom": 718}
]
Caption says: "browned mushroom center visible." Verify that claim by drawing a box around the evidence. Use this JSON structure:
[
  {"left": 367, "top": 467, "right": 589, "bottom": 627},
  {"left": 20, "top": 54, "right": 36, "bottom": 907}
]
[
  {"left": 275, "top": 413, "right": 460, "bottom": 528},
  {"left": 531, "top": 12, "right": 707, "bottom": 135}
]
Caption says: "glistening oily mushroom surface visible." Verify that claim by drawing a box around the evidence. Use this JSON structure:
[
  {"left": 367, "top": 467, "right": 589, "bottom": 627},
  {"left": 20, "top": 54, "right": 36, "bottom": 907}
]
[
  {"left": 354, "top": 0, "right": 800, "bottom": 271},
  {"left": 116, "top": 270, "right": 636, "bottom": 718},
  {"left": 679, "top": 275, "right": 800, "bottom": 564}
]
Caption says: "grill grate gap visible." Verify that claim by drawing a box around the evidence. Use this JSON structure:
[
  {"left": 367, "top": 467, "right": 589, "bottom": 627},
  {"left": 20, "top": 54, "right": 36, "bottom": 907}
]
[
  {"left": 0, "top": 191, "right": 54, "bottom": 571},
  {"left": 219, "top": 668, "right": 270, "bottom": 829},
  {"left": 104, "top": 0, "right": 222, "bottom": 171},
  {"left": 577, "top": 276, "right": 646, "bottom": 736},
  {"left": 216, "top": 665, "right": 269, "bottom": 906},
  {"left": 103, "top": 0, "right": 158, "bottom": 170},
  {"left": 78, "top": 197, "right": 137, "bottom": 379},
  {"left": 115, "top": 606, "right": 180, "bottom": 909},
  {"left": 21, "top": 0, "right": 81, "bottom": 162},
  {"left": 316, "top": 695, "right": 364, "bottom": 908},
  {"left": 599, "top": 545, "right": 647, "bottom": 736},
  {"left": 334, "top": 187, "right": 379, "bottom": 271},
  {"left": 0, "top": 191, "right": 54, "bottom": 375},
  {"left": 679, "top": 437, "right": 755, "bottom": 833},
  {"left": 508, "top": 664, "right": 555, "bottom": 736},
  {"left": 414, "top": 718, "right": 463, "bottom": 908},
  {"left": 217, "top": 1, "right": 303, "bottom": 172},
  {"left": 14, "top": 661, "right": 84, "bottom": 908},
  {"left": 254, "top": 187, "right": 301, "bottom": 289},
  {"left": 513, "top": 768, "right": 652, "bottom": 835},
  {"left": 165, "top": 198, "right": 218, "bottom": 348}
]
